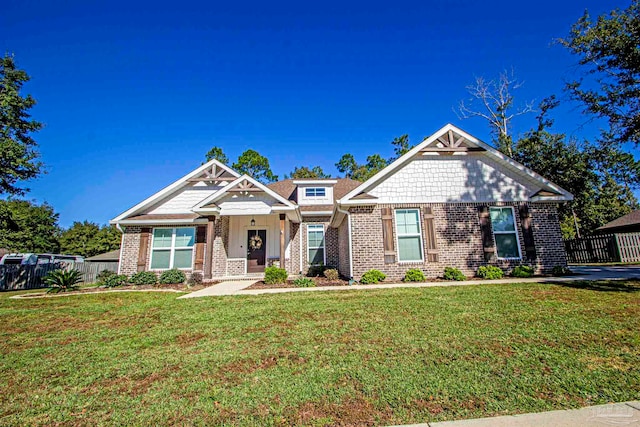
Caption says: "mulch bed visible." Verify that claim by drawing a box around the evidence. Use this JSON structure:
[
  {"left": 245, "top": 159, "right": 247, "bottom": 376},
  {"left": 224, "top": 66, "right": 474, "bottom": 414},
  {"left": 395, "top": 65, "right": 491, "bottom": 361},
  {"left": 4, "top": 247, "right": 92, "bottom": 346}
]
[
  {"left": 247, "top": 277, "right": 349, "bottom": 289},
  {"left": 17, "top": 283, "right": 210, "bottom": 298}
]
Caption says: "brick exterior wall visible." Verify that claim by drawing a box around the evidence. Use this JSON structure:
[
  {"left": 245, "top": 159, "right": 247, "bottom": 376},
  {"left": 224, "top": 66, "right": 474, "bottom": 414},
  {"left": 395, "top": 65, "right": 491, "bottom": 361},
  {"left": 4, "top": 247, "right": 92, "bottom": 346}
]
[
  {"left": 119, "top": 226, "right": 142, "bottom": 276},
  {"left": 212, "top": 217, "right": 229, "bottom": 277},
  {"left": 289, "top": 222, "right": 301, "bottom": 275},
  {"left": 348, "top": 202, "right": 566, "bottom": 281},
  {"left": 337, "top": 218, "right": 351, "bottom": 278}
]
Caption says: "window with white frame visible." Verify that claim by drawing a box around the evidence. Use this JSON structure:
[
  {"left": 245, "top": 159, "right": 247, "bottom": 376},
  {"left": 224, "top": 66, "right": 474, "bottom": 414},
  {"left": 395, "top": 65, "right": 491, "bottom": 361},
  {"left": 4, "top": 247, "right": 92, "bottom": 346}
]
[
  {"left": 395, "top": 209, "right": 423, "bottom": 262},
  {"left": 307, "top": 224, "right": 325, "bottom": 265},
  {"left": 489, "top": 207, "right": 521, "bottom": 259},
  {"left": 150, "top": 227, "right": 195, "bottom": 269},
  {"left": 305, "top": 187, "right": 326, "bottom": 197}
]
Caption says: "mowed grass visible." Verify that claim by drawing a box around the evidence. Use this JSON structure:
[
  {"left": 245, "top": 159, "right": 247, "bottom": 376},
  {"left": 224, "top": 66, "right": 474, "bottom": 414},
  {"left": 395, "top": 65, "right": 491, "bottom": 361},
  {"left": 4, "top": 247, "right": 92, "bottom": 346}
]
[{"left": 1, "top": 281, "right": 639, "bottom": 426}]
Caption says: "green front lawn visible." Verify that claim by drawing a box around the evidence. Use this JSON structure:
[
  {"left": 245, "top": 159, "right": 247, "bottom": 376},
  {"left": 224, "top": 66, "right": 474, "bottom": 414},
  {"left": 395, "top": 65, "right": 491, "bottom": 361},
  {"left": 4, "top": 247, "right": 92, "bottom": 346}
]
[{"left": 1, "top": 281, "right": 639, "bottom": 426}]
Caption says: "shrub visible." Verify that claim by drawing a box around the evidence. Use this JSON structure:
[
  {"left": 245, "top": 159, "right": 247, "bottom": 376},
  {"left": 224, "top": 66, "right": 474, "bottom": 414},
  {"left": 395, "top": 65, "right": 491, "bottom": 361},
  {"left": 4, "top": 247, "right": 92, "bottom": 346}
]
[
  {"left": 293, "top": 277, "right": 315, "bottom": 287},
  {"left": 552, "top": 265, "right": 572, "bottom": 276},
  {"left": 44, "top": 269, "right": 83, "bottom": 293},
  {"left": 159, "top": 269, "right": 186, "bottom": 284},
  {"left": 264, "top": 266, "right": 288, "bottom": 285},
  {"left": 512, "top": 265, "right": 535, "bottom": 278},
  {"left": 307, "top": 265, "right": 326, "bottom": 277},
  {"left": 103, "top": 274, "right": 128, "bottom": 287},
  {"left": 360, "top": 269, "right": 386, "bottom": 284},
  {"left": 324, "top": 268, "right": 339, "bottom": 281},
  {"left": 96, "top": 269, "right": 116, "bottom": 284},
  {"left": 129, "top": 271, "right": 157, "bottom": 285},
  {"left": 477, "top": 266, "right": 504, "bottom": 280},
  {"left": 187, "top": 272, "right": 203, "bottom": 286},
  {"left": 403, "top": 268, "right": 425, "bottom": 282},
  {"left": 443, "top": 267, "right": 465, "bottom": 281}
]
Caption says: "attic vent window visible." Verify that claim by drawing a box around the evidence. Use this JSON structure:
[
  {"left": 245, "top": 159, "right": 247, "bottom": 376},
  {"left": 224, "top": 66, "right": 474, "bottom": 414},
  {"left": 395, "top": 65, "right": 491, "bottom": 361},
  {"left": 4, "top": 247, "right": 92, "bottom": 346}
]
[{"left": 305, "top": 187, "right": 326, "bottom": 197}]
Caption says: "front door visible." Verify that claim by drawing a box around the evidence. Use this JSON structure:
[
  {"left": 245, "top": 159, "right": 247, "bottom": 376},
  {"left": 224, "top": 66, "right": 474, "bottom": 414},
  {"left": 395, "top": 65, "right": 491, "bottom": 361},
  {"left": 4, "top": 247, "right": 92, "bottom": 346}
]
[{"left": 247, "top": 229, "right": 267, "bottom": 273}]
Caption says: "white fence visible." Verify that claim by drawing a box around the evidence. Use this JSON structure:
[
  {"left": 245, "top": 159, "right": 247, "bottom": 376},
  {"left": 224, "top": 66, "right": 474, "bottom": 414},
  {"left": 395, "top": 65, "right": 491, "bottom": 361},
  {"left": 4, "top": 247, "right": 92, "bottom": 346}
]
[{"left": 615, "top": 233, "right": 640, "bottom": 263}]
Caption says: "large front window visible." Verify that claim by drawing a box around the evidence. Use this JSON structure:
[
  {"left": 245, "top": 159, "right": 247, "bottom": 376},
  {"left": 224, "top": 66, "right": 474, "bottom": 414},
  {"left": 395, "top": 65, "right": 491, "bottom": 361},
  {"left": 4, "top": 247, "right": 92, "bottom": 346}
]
[
  {"left": 307, "top": 224, "right": 325, "bottom": 265},
  {"left": 489, "top": 207, "right": 521, "bottom": 259},
  {"left": 395, "top": 209, "right": 423, "bottom": 262},
  {"left": 150, "top": 227, "right": 195, "bottom": 269}
]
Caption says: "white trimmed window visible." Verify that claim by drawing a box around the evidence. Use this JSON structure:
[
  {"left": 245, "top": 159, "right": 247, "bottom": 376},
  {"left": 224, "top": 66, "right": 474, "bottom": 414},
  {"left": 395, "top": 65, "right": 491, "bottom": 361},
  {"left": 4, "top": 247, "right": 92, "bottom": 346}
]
[
  {"left": 489, "top": 207, "right": 521, "bottom": 259},
  {"left": 305, "top": 187, "right": 326, "bottom": 197},
  {"left": 150, "top": 227, "right": 195, "bottom": 269},
  {"left": 395, "top": 209, "right": 423, "bottom": 262},
  {"left": 307, "top": 224, "right": 325, "bottom": 265}
]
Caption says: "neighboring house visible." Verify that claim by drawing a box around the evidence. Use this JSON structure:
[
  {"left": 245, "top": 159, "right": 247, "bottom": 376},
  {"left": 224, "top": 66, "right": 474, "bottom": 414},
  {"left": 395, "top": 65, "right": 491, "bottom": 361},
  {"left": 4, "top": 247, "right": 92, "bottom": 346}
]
[
  {"left": 84, "top": 249, "right": 121, "bottom": 263},
  {"left": 595, "top": 210, "right": 640, "bottom": 235},
  {"left": 111, "top": 124, "right": 572, "bottom": 280}
]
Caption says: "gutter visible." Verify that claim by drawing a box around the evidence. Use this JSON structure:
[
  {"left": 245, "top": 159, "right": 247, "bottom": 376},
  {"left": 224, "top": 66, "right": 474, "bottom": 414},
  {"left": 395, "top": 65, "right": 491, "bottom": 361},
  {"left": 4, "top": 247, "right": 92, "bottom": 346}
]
[{"left": 336, "top": 205, "right": 354, "bottom": 280}]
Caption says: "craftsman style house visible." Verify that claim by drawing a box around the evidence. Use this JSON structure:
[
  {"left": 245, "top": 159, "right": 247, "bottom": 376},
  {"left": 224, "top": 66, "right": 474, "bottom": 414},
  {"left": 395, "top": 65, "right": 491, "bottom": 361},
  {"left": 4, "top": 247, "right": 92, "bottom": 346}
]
[{"left": 111, "top": 124, "right": 572, "bottom": 280}]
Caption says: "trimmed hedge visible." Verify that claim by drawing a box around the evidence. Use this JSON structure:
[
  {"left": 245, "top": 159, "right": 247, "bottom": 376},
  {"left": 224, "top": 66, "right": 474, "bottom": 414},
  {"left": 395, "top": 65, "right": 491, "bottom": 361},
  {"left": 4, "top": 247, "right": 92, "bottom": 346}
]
[
  {"left": 512, "top": 265, "right": 534, "bottom": 278},
  {"left": 129, "top": 271, "right": 157, "bottom": 285},
  {"left": 477, "top": 266, "right": 504, "bottom": 280},
  {"left": 360, "top": 270, "right": 386, "bottom": 284},
  {"left": 159, "top": 269, "right": 186, "bottom": 284},
  {"left": 443, "top": 267, "right": 465, "bottom": 281},
  {"left": 403, "top": 268, "right": 425, "bottom": 282},
  {"left": 265, "top": 266, "right": 288, "bottom": 285}
]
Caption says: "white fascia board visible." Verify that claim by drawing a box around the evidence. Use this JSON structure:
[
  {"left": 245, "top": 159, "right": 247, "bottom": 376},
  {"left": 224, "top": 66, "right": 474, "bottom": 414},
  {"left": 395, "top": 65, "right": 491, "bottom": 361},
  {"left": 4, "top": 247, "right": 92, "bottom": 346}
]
[
  {"left": 300, "top": 211, "right": 333, "bottom": 216},
  {"left": 292, "top": 180, "right": 338, "bottom": 185},
  {"left": 339, "top": 123, "right": 573, "bottom": 203},
  {"left": 111, "top": 159, "right": 239, "bottom": 223},
  {"left": 117, "top": 218, "right": 209, "bottom": 225},
  {"left": 193, "top": 175, "right": 297, "bottom": 210}
]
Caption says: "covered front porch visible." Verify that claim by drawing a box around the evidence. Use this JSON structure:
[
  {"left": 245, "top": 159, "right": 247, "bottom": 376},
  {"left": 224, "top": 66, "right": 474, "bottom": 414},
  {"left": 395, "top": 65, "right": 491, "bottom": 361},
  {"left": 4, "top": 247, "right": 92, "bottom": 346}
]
[
  {"left": 193, "top": 174, "right": 301, "bottom": 279},
  {"left": 205, "top": 214, "right": 293, "bottom": 278}
]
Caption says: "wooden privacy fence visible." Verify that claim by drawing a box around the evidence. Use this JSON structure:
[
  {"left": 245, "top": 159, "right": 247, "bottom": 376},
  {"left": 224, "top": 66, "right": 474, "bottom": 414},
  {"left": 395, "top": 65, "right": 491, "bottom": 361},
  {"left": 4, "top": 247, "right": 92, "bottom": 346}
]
[
  {"left": 564, "top": 233, "right": 640, "bottom": 264},
  {"left": 0, "top": 262, "right": 118, "bottom": 291}
]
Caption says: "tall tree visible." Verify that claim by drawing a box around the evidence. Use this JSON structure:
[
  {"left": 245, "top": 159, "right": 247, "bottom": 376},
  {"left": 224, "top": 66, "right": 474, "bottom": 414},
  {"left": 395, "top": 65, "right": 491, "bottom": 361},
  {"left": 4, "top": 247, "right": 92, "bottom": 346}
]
[
  {"left": 559, "top": 1, "right": 640, "bottom": 146},
  {"left": 59, "top": 221, "right": 100, "bottom": 256},
  {"left": 457, "top": 71, "right": 535, "bottom": 156},
  {"left": 513, "top": 98, "right": 639, "bottom": 237},
  {"left": 285, "top": 166, "right": 330, "bottom": 179},
  {"left": 0, "top": 54, "right": 44, "bottom": 195},
  {"left": 0, "top": 200, "right": 60, "bottom": 253},
  {"left": 389, "top": 134, "right": 413, "bottom": 160},
  {"left": 204, "top": 146, "right": 229, "bottom": 164},
  {"left": 86, "top": 225, "right": 122, "bottom": 256},
  {"left": 232, "top": 149, "right": 278, "bottom": 183},
  {"left": 335, "top": 154, "right": 358, "bottom": 178}
]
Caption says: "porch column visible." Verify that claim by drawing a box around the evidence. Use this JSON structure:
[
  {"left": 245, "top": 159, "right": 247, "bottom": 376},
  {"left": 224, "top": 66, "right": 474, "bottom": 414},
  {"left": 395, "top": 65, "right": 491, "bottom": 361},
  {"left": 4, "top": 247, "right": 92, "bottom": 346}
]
[
  {"left": 279, "top": 214, "right": 286, "bottom": 270},
  {"left": 204, "top": 216, "right": 216, "bottom": 279}
]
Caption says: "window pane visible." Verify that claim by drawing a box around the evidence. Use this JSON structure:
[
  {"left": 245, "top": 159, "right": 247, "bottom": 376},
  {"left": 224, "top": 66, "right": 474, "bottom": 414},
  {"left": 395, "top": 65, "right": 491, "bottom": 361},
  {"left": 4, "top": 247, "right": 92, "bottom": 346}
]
[
  {"left": 495, "top": 234, "right": 519, "bottom": 258},
  {"left": 308, "top": 226, "right": 325, "bottom": 248},
  {"left": 173, "top": 249, "right": 193, "bottom": 269},
  {"left": 398, "top": 236, "right": 422, "bottom": 261},
  {"left": 175, "top": 227, "right": 195, "bottom": 247},
  {"left": 490, "top": 208, "right": 515, "bottom": 232},
  {"left": 152, "top": 229, "right": 172, "bottom": 248},
  {"left": 396, "top": 210, "right": 420, "bottom": 234},
  {"left": 151, "top": 250, "right": 170, "bottom": 269},
  {"left": 308, "top": 248, "right": 324, "bottom": 264}
]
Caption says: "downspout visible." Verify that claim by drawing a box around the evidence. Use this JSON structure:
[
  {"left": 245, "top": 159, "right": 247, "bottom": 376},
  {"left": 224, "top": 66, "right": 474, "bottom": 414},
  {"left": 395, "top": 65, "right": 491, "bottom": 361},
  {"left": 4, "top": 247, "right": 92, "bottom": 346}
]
[
  {"left": 115, "top": 223, "right": 124, "bottom": 275},
  {"left": 299, "top": 222, "right": 303, "bottom": 274},
  {"left": 336, "top": 205, "right": 353, "bottom": 280}
]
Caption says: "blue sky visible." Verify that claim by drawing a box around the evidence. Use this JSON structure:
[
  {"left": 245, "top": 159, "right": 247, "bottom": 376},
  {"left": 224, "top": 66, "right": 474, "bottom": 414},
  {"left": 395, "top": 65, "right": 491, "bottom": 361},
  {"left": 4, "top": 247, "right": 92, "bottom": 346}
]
[{"left": 3, "top": 0, "right": 630, "bottom": 227}]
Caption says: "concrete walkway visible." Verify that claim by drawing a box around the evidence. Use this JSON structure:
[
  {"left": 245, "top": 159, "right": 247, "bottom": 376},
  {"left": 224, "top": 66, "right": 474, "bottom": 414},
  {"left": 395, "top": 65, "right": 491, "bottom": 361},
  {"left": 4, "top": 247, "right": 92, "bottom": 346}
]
[
  {"left": 398, "top": 401, "right": 640, "bottom": 427},
  {"left": 177, "top": 280, "right": 258, "bottom": 298},
  {"left": 178, "top": 266, "right": 640, "bottom": 298}
]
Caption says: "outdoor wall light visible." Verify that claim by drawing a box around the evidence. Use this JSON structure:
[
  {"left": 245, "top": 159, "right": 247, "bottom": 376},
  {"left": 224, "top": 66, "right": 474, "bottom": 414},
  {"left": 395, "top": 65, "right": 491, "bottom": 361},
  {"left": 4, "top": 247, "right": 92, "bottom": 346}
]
[{"left": 250, "top": 217, "right": 255, "bottom": 226}]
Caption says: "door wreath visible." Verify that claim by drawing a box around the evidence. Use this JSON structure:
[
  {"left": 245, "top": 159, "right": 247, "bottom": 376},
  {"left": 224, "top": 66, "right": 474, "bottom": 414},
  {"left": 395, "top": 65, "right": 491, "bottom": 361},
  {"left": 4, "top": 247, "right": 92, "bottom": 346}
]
[{"left": 249, "top": 234, "right": 263, "bottom": 250}]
